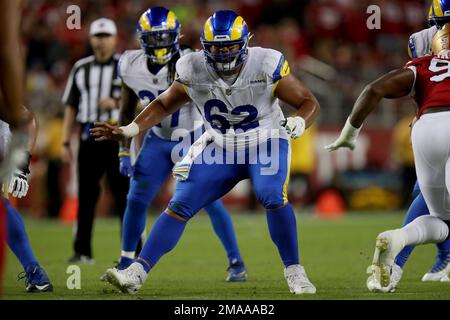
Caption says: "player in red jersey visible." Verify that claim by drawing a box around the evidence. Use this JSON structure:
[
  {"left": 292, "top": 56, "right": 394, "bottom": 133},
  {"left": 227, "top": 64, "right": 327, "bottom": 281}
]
[{"left": 326, "top": 23, "right": 450, "bottom": 293}]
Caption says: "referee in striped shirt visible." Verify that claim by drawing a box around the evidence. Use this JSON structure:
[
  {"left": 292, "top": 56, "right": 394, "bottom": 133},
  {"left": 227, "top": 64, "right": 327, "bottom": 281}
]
[{"left": 61, "top": 18, "right": 130, "bottom": 263}]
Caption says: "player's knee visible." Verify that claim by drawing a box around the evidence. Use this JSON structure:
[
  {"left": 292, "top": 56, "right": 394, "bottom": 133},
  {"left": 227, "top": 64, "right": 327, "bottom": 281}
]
[
  {"left": 444, "top": 221, "right": 450, "bottom": 240},
  {"left": 254, "top": 186, "right": 285, "bottom": 210},
  {"left": 167, "top": 201, "right": 195, "bottom": 221}
]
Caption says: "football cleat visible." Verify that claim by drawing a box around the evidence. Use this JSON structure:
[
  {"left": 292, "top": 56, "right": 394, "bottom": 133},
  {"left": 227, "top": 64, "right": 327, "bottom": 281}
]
[
  {"left": 367, "top": 230, "right": 407, "bottom": 293},
  {"left": 18, "top": 264, "right": 53, "bottom": 293},
  {"left": 200, "top": 10, "right": 250, "bottom": 72},
  {"left": 67, "top": 253, "right": 95, "bottom": 264},
  {"left": 105, "top": 262, "right": 148, "bottom": 294},
  {"left": 226, "top": 260, "right": 248, "bottom": 282},
  {"left": 100, "top": 258, "right": 134, "bottom": 281},
  {"left": 284, "top": 264, "right": 316, "bottom": 294},
  {"left": 137, "top": 7, "right": 180, "bottom": 65},
  {"left": 428, "top": 0, "right": 450, "bottom": 27},
  {"left": 422, "top": 252, "right": 450, "bottom": 282}
]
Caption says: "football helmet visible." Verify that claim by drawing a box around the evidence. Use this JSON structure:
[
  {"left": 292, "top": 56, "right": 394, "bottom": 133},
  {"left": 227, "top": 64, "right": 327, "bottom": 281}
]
[{"left": 137, "top": 7, "right": 180, "bottom": 65}]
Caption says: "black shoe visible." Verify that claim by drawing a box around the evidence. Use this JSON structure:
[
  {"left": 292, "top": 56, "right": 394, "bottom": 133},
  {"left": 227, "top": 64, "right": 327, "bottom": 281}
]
[
  {"left": 67, "top": 253, "right": 95, "bottom": 264},
  {"left": 226, "top": 260, "right": 248, "bottom": 282}
]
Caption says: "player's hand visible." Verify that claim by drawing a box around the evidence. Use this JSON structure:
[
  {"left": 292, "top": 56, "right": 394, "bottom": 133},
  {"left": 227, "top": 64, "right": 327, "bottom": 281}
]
[
  {"left": 280, "top": 116, "right": 306, "bottom": 139},
  {"left": 8, "top": 168, "right": 29, "bottom": 198},
  {"left": 98, "top": 98, "right": 118, "bottom": 110},
  {"left": 118, "top": 147, "right": 133, "bottom": 177},
  {"left": 438, "top": 49, "right": 450, "bottom": 59},
  {"left": 90, "top": 122, "right": 124, "bottom": 141},
  {"left": 0, "top": 129, "right": 29, "bottom": 182},
  {"left": 324, "top": 118, "right": 361, "bottom": 152}
]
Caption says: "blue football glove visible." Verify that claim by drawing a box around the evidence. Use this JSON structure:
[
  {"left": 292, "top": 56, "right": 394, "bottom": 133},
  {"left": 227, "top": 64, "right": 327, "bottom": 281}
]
[{"left": 118, "top": 147, "right": 133, "bottom": 177}]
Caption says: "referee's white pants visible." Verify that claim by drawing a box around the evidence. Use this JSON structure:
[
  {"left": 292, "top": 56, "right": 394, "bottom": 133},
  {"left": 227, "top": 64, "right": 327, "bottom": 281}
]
[{"left": 412, "top": 111, "right": 450, "bottom": 220}]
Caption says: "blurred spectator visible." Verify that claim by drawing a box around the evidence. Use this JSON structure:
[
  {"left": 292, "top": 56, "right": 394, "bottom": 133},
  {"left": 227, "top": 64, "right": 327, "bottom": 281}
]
[
  {"left": 392, "top": 109, "right": 416, "bottom": 208},
  {"left": 44, "top": 111, "right": 64, "bottom": 218}
]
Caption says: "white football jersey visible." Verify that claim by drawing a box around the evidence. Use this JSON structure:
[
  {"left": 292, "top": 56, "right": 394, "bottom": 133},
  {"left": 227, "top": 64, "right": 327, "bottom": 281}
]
[
  {"left": 176, "top": 47, "right": 289, "bottom": 150},
  {"left": 408, "top": 26, "right": 438, "bottom": 58},
  {"left": 0, "top": 120, "right": 11, "bottom": 159},
  {"left": 119, "top": 48, "right": 203, "bottom": 140}
]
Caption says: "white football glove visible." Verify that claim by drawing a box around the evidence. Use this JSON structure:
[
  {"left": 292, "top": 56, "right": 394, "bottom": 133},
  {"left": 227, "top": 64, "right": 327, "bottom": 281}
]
[
  {"left": 438, "top": 49, "right": 450, "bottom": 59},
  {"left": 281, "top": 116, "right": 306, "bottom": 139},
  {"left": 8, "top": 168, "right": 29, "bottom": 198},
  {"left": 324, "top": 117, "right": 362, "bottom": 152}
]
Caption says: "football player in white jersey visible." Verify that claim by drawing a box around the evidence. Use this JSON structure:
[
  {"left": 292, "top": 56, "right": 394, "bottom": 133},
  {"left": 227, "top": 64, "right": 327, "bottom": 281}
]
[
  {"left": 0, "top": 107, "right": 53, "bottom": 292},
  {"left": 408, "top": 0, "right": 450, "bottom": 59},
  {"left": 326, "top": 1, "right": 450, "bottom": 292},
  {"left": 93, "top": 10, "right": 320, "bottom": 295},
  {"left": 105, "top": 7, "right": 248, "bottom": 282}
]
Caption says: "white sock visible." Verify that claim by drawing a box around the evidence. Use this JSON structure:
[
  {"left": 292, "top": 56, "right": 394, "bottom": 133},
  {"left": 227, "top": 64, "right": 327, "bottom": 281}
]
[
  {"left": 121, "top": 251, "right": 135, "bottom": 259},
  {"left": 402, "top": 215, "right": 449, "bottom": 246}
]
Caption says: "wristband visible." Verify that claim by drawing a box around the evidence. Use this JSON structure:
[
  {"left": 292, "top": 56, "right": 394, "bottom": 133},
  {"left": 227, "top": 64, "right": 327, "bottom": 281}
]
[
  {"left": 118, "top": 147, "right": 130, "bottom": 157},
  {"left": 20, "top": 152, "right": 32, "bottom": 175}
]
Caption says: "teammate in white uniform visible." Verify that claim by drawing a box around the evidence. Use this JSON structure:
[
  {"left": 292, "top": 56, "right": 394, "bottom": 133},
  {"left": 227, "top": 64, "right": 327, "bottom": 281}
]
[
  {"left": 107, "top": 7, "right": 248, "bottom": 282},
  {"left": 0, "top": 108, "right": 53, "bottom": 292},
  {"left": 93, "top": 10, "right": 320, "bottom": 295}
]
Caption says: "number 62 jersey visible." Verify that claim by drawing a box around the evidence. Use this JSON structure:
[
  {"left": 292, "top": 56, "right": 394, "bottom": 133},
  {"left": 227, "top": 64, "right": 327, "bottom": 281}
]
[
  {"left": 175, "top": 47, "right": 290, "bottom": 150},
  {"left": 406, "top": 55, "right": 450, "bottom": 117}
]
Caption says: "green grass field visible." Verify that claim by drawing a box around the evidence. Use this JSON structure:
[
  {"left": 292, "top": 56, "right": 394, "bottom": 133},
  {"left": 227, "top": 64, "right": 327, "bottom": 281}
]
[{"left": 3, "top": 211, "right": 450, "bottom": 300}]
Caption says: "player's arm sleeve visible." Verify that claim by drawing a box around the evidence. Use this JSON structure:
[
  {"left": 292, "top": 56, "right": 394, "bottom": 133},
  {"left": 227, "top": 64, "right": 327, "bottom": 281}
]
[
  {"left": 175, "top": 54, "right": 193, "bottom": 98},
  {"left": 61, "top": 65, "right": 80, "bottom": 110},
  {"left": 404, "top": 61, "right": 418, "bottom": 96},
  {"left": 263, "top": 49, "right": 291, "bottom": 95}
]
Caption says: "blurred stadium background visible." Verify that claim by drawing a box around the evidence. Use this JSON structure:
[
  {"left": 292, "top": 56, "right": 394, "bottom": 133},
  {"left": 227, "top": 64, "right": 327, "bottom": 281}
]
[
  {"left": 5, "top": 0, "right": 448, "bottom": 300},
  {"left": 19, "top": 0, "right": 425, "bottom": 220}
]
